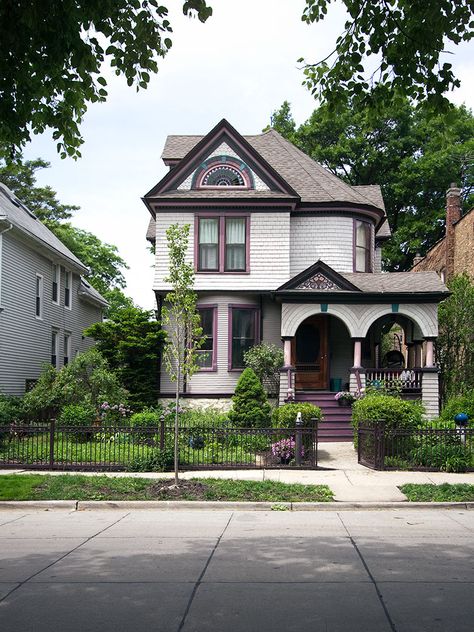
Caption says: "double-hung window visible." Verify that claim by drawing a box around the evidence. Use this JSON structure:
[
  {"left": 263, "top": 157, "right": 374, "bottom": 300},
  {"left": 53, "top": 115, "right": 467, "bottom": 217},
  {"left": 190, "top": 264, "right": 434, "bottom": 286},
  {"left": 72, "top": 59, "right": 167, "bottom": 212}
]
[
  {"left": 229, "top": 306, "right": 259, "bottom": 370},
  {"left": 35, "top": 274, "right": 43, "bottom": 319},
  {"left": 354, "top": 220, "right": 372, "bottom": 272},
  {"left": 64, "top": 333, "right": 71, "bottom": 366},
  {"left": 51, "top": 330, "right": 59, "bottom": 367},
  {"left": 196, "top": 215, "right": 248, "bottom": 273},
  {"left": 64, "top": 270, "right": 72, "bottom": 309},
  {"left": 196, "top": 306, "right": 217, "bottom": 370},
  {"left": 52, "top": 264, "right": 60, "bottom": 304}
]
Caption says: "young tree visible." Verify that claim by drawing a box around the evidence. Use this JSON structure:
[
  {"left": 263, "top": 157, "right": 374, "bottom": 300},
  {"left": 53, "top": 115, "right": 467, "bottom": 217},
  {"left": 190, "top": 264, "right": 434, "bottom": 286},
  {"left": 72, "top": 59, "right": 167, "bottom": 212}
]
[
  {"left": 0, "top": 1, "right": 212, "bottom": 159},
  {"left": 269, "top": 100, "right": 474, "bottom": 270},
  {"left": 161, "top": 223, "right": 204, "bottom": 485},
  {"left": 300, "top": 1, "right": 474, "bottom": 111},
  {"left": 437, "top": 274, "right": 474, "bottom": 402},
  {"left": 84, "top": 305, "right": 165, "bottom": 409}
]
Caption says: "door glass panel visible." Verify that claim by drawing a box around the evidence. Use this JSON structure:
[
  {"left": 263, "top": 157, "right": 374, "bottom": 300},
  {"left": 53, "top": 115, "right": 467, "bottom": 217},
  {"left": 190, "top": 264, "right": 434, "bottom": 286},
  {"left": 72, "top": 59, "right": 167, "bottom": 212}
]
[{"left": 296, "top": 323, "right": 320, "bottom": 364}]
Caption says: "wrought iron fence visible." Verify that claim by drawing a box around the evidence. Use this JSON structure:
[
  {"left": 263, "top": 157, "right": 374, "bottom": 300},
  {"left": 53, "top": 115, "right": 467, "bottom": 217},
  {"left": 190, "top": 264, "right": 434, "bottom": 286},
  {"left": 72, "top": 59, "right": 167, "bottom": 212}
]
[
  {"left": 0, "top": 420, "right": 318, "bottom": 471},
  {"left": 358, "top": 422, "right": 473, "bottom": 471}
]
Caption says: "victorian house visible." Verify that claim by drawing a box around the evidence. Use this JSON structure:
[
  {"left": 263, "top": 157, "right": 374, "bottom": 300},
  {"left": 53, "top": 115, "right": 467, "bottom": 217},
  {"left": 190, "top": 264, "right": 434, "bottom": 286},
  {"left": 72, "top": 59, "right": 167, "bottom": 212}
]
[{"left": 144, "top": 120, "right": 447, "bottom": 438}]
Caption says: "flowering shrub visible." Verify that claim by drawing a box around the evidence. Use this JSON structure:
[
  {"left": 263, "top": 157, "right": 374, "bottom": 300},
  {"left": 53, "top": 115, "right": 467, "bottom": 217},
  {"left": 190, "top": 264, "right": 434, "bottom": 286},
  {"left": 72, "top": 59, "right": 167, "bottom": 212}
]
[
  {"left": 100, "top": 401, "right": 133, "bottom": 425},
  {"left": 334, "top": 391, "right": 356, "bottom": 403},
  {"left": 271, "top": 437, "right": 304, "bottom": 461}
]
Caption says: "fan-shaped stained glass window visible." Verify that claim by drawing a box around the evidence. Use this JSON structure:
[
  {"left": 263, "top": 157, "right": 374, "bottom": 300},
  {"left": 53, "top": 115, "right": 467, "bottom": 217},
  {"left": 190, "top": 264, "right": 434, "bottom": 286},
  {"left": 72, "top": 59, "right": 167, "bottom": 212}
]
[{"left": 201, "top": 165, "right": 245, "bottom": 187}]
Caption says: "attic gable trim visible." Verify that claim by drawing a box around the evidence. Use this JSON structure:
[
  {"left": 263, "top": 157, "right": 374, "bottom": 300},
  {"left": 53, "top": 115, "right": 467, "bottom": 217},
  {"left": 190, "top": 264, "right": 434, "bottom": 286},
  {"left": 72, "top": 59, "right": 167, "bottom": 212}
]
[
  {"left": 276, "top": 260, "right": 361, "bottom": 292},
  {"left": 144, "top": 119, "right": 300, "bottom": 199}
]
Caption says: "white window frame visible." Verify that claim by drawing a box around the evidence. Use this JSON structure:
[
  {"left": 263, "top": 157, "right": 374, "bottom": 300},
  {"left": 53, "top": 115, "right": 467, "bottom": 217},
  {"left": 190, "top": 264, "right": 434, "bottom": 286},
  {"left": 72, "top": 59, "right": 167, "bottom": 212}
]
[
  {"left": 51, "top": 329, "right": 59, "bottom": 368},
  {"left": 64, "top": 270, "right": 72, "bottom": 310},
  {"left": 52, "top": 263, "right": 60, "bottom": 305},
  {"left": 64, "top": 332, "right": 71, "bottom": 366},
  {"left": 35, "top": 274, "right": 44, "bottom": 320}
]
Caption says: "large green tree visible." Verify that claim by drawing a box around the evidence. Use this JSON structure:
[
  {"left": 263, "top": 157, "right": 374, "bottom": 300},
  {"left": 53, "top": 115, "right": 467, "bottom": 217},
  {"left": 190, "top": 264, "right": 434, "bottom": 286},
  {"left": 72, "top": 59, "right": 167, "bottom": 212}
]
[
  {"left": 300, "top": 1, "right": 474, "bottom": 110},
  {"left": 0, "top": 1, "right": 212, "bottom": 159},
  {"left": 269, "top": 99, "right": 474, "bottom": 270},
  {"left": 84, "top": 306, "right": 165, "bottom": 409},
  {"left": 0, "top": 154, "right": 128, "bottom": 296}
]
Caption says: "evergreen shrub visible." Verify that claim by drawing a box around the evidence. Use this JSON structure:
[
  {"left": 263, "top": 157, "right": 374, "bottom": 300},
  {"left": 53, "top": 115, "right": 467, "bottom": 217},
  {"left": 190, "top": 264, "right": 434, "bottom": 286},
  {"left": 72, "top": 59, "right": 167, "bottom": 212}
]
[{"left": 227, "top": 368, "right": 272, "bottom": 427}]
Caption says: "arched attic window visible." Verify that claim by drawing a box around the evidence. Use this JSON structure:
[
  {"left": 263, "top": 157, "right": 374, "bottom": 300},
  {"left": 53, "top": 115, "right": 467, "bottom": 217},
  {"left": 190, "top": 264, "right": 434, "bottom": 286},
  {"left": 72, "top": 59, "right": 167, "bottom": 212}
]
[{"left": 192, "top": 156, "right": 254, "bottom": 189}]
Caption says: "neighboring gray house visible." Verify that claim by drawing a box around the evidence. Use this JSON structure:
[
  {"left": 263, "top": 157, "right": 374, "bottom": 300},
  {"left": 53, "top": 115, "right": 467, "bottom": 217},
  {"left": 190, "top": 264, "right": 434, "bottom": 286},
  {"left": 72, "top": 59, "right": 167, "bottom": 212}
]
[
  {"left": 144, "top": 120, "right": 448, "bottom": 434},
  {"left": 0, "top": 183, "right": 108, "bottom": 396}
]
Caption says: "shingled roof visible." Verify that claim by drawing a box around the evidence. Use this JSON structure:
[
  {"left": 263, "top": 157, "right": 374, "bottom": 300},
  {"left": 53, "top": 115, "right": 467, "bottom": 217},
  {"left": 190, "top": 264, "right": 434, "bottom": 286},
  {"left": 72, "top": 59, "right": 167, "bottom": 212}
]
[{"left": 159, "top": 127, "right": 386, "bottom": 211}]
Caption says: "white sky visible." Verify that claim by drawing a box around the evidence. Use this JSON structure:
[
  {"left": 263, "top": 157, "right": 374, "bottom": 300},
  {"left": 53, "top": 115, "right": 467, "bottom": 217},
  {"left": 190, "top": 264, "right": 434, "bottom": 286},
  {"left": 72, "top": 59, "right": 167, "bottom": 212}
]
[{"left": 23, "top": 0, "right": 474, "bottom": 309}]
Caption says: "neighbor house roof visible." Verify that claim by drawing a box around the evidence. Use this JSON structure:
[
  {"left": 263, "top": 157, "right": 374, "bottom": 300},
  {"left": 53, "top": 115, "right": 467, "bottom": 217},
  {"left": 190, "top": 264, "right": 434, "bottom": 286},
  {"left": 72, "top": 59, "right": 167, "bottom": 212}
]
[
  {"left": 0, "top": 183, "right": 88, "bottom": 273},
  {"left": 78, "top": 279, "right": 109, "bottom": 308}
]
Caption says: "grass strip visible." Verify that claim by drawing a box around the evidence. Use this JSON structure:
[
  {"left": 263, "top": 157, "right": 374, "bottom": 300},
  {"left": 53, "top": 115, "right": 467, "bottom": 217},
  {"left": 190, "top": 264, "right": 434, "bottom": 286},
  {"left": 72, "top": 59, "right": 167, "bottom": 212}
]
[
  {"left": 0, "top": 474, "right": 333, "bottom": 502},
  {"left": 400, "top": 483, "right": 474, "bottom": 502}
]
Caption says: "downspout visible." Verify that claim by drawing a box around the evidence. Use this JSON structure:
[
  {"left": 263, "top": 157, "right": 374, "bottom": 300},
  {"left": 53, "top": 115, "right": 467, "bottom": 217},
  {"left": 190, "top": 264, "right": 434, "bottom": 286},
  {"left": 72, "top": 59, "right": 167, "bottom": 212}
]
[{"left": 0, "top": 218, "right": 13, "bottom": 308}]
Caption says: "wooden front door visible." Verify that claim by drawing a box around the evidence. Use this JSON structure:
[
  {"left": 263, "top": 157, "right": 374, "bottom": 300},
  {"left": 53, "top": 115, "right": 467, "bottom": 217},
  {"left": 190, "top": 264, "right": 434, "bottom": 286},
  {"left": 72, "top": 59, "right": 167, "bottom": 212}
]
[{"left": 293, "top": 315, "right": 328, "bottom": 390}]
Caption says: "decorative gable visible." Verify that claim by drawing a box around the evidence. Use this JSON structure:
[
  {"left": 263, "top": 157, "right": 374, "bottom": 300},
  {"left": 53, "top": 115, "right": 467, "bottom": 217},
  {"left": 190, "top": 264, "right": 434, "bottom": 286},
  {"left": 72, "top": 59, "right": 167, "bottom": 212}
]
[{"left": 276, "top": 260, "right": 361, "bottom": 293}]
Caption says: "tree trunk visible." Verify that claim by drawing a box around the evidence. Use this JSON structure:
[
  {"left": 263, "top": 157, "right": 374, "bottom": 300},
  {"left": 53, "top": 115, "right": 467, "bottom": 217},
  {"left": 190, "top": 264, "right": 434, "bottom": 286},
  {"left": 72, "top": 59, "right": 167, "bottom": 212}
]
[{"left": 174, "top": 363, "right": 180, "bottom": 486}]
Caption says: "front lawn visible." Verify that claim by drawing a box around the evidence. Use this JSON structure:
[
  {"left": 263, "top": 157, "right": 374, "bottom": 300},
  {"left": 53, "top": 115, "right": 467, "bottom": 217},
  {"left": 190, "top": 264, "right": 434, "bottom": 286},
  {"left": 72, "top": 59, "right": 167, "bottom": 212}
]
[
  {"left": 0, "top": 474, "right": 334, "bottom": 502},
  {"left": 400, "top": 483, "right": 474, "bottom": 502}
]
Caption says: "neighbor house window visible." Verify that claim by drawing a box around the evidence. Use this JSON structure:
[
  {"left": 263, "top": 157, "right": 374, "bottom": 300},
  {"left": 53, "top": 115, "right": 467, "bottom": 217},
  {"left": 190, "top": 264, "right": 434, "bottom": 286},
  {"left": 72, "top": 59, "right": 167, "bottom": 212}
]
[
  {"left": 354, "top": 220, "right": 372, "bottom": 272},
  {"left": 64, "top": 333, "right": 71, "bottom": 366},
  {"left": 196, "top": 215, "right": 249, "bottom": 273},
  {"left": 64, "top": 270, "right": 71, "bottom": 308},
  {"left": 229, "top": 306, "right": 259, "bottom": 370},
  {"left": 51, "top": 330, "right": 59, "bottom": 367},
  {"left": 198, "top": 218, "right": 219, "bottom": 271},
  {"left": 52, "top": 264, "right": 60, "bottom": 304},
  {"left": 196, "top": 306, "right": 217, "bottom": 370},
  {"left": 35, "top": 274, "right": 43, "bottom": 319}
]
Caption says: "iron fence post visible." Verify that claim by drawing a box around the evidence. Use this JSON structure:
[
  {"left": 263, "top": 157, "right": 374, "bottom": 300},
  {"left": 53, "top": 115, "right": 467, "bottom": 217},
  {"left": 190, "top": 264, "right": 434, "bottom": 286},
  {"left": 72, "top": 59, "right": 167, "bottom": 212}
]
[
  {"left": 312, "top": 417, "right": 318, "bottom": 467},
  {"left": 295, "top": 412, "right": 302, "bottom": 466},
  {"left": 374, "top": 421, "right": 385, "bottom": 470},
  {"left": 49, "top": 419, "right": 55, "bottom": 470}
]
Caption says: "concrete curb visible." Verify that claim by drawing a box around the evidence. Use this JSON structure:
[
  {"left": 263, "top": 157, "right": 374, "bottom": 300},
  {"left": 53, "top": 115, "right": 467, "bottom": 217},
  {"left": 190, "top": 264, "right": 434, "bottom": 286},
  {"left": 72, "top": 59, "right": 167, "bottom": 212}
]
[{"left": 1, "top": 500, "right": 473, "bottom": 511}]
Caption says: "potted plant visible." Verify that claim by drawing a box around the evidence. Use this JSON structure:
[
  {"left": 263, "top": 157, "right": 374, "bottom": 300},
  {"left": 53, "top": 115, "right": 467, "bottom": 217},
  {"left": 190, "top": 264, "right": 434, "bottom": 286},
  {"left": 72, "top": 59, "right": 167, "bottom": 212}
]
[
  {"left": 271, "top": 437, "right": 304, "bottom": 464},
  {"left": 334, "top": 391, "right": 356, "bottom": 407}
]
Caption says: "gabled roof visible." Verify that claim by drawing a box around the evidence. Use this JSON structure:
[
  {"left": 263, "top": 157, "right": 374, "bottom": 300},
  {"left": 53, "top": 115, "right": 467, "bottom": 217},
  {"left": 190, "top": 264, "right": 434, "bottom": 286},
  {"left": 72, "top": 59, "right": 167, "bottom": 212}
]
[
  {"left": 158, "top": 124, "right": 386, "bottom": 212},
  {"left": 277, "top": 261, "right": 360, "bottom": 292},
  {"left": 146, "top": 119, "right": 299, "bottom": 201},
  {"left": 78, "top": 279, "right": 109, "bottom": 308},
  {"left": 0, "top": 183, "right": 88, "bottom": 273}
]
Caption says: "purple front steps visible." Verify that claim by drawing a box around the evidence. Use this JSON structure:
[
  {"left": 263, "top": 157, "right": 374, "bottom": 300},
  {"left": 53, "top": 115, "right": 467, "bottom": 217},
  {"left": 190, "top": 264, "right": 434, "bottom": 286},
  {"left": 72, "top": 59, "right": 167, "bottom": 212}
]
[{"left": 295, "top": 391, "right": 354, "bottom": 442}]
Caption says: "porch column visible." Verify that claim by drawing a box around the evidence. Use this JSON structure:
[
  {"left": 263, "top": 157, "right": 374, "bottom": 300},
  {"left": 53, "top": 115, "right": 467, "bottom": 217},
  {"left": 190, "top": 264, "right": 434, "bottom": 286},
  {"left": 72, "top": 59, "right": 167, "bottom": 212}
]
[
  {"left": 414, "top": 341, "right": 423, "bottom": 368},
  {"left": 283, "top": 337, "right": 292, "bottom": 367},
  {"left": 407, "top": 343, "right": 416, "bottom": 369},
  {"left": 353, "top": 339, "right": 362, "bottom": 368},
  {"left": 280, "top": 337, "right": 295, "bottom": 404},
  {"left": 424, "top": 338, "right": 435, "bottom": 367}
]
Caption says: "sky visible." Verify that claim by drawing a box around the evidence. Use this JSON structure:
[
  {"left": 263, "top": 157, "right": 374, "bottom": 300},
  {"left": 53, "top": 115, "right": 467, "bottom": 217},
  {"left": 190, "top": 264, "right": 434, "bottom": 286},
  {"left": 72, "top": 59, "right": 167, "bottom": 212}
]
[{"left": 23, "top": 0, "right": 474, "bottom": 309}]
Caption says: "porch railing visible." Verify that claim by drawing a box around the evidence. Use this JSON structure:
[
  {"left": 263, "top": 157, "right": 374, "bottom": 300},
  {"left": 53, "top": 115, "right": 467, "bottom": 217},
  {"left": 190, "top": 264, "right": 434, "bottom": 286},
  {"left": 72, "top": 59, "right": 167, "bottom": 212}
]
[{"left": 365, "top": 368, "right": 422, "bottom": 392}]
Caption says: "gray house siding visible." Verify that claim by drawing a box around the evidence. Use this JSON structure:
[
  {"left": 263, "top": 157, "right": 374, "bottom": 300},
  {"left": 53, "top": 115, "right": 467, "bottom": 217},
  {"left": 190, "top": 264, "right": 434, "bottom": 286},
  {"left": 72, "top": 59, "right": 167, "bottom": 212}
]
[
  {"left": 0, "top": 231, "right": 103, "bottom": 396},
  {"left": 159, "top": 292, "right": 282, "bottom": 397}
]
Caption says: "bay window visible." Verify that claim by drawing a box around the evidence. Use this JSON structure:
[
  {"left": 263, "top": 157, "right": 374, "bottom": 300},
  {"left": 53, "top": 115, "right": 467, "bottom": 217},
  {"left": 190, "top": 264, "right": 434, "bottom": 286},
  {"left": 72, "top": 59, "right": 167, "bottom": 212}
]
[
  {"left": 354, "top": 220, "right": 372, "bottom": 272},
  {"left": 196, "top": 214, "right": 249, "bottom": 273},
  {"left": 196, "top": 306, "right": 217, "bottom": 370},
  {"left": 229, "top": 305, "right": 260, "bottom": 370}
]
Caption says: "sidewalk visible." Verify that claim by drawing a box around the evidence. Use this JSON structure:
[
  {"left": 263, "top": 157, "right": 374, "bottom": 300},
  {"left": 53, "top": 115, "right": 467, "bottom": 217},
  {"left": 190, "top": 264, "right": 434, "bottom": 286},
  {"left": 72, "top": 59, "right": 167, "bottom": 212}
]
[{"left": 2, "top": 442, "right": 474, "bottom": 502}]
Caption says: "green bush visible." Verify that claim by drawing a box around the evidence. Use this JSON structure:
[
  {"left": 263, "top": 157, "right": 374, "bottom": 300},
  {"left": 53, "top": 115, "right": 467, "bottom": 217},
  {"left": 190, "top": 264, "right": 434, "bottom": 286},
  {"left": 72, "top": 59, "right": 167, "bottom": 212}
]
[
  {"left": 58, "top": 404, "right": 97, "bottom": 427},
  {"left": 0, "top": 394, "right": 24, "bottom": 425},
  {"left": 179, "top": 407, "right": 228, "bottom": 428},
  {"left": 243, "top": 343, "right": 284, "bottom": 396},
  {"left": 130, "top": 409, "right": 161, "bottom": 430},
  {"left": 272, "top": 402, "right": 322, "bottom": 428},
  {"left": 352, "top": 392, "right": 424, "bottom": 447},
  {"left": 23, "top": 348, "right": 128, "bottom": 420},
  {"left": 411, "top": 442, "right": 471, "bottom": 472},
  {"left": 440, "top": 391, "right": 474, "bottom": 425},
  {"left": 128, "top": 447, "right": 174, "bottom": 472},
  {"left": 227, "top": 368, "right": 272, "bottom": 427}
]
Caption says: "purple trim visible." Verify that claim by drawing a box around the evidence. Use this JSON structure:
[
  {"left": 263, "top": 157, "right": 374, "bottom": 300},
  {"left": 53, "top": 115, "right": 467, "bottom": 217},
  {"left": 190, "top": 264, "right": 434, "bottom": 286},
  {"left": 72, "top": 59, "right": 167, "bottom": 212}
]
[
  {"left": 196, "top": 304, "right": 218, "bottom": 372},
  {"left": 353, "top": 218, "right": 373, "bottom": 273},
  {"left": 227, "top": 304, "right": 261, "bottom": 372},
  {"left": 195, "top": 213, "right": 250, "bottom": 274},
  {"left": 195, "top": 157, "right": 253, "bottom": 189}
]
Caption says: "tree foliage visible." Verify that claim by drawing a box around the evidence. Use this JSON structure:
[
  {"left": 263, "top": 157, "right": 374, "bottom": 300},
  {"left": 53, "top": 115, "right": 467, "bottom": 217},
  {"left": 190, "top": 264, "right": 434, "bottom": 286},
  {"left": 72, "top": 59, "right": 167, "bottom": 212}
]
[
  {"left": 269, "top": 99, "right": 474, "bottom": 270},
  {"left": 300, "top": 0, "right": 474, "bottom": 110},
  {"left": 161, "top": 223, "right": 204, "bottom": 483},
  {"left": 437, "top": 274, "right": 474, "bottom": 402},
  {"left": 0, "top": 1, "right": 212, "bottom": 159},
  {"left": 84, "top": 306, "right": 165, "bottom": 410},
  {"left": 243, "top": 343, "right": 284, "bottom": 397},
  {"left": 0, "top": 153, "right": 128, "bottom": 296}
]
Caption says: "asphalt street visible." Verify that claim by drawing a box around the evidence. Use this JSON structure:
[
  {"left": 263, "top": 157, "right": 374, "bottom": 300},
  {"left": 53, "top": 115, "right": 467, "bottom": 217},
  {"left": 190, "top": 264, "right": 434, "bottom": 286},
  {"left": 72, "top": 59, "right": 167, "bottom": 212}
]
[{"left": 0, "top": 507, "right": 473, "bottom": 632}]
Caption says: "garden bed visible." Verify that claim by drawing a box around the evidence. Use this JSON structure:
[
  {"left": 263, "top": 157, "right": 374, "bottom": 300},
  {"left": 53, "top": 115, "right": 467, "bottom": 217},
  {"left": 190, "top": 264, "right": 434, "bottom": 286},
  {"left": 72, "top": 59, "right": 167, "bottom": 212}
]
[{"left": 399, "top": 483, "right": 474, "bottom": 502}]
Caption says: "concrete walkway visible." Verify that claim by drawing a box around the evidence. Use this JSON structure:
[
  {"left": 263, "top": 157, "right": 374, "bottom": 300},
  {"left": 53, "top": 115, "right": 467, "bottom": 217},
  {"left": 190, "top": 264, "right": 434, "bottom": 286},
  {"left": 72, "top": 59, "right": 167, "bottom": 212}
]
[{"left": 2, "top": 442, "right": 474, "bottom": 502}]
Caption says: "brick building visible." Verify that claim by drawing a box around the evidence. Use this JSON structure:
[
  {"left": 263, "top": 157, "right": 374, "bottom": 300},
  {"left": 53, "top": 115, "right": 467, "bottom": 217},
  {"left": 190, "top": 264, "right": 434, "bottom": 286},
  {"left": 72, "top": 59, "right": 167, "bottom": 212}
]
[{"left": 412, "top": 184, "right": 474, "bottom": 282}]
